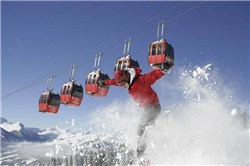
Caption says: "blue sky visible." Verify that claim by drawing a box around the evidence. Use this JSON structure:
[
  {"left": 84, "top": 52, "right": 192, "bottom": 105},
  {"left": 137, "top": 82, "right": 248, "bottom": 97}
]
[{"left": 1, "top": 1, "right": 249, "bottom": 130}]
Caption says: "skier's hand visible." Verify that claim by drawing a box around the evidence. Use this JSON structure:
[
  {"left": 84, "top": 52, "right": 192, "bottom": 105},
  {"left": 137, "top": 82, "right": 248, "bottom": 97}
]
[{"left": 160, "top": 62, "right": 174, "bottom": 73}]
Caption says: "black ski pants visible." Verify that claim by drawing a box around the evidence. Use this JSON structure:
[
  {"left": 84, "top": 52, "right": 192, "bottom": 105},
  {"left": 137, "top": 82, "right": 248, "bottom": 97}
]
[{"left": 136, "top": 104, "right": 161, "bottom": 158}]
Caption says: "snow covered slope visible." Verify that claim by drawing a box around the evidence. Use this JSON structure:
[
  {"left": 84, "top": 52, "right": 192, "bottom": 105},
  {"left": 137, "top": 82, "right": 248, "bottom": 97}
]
[
  {"left": 87, "top": 63, "right": 250, "bottom": 165},
  {"left": 0, "top": 118, "right": 133, "bottom": 166}
]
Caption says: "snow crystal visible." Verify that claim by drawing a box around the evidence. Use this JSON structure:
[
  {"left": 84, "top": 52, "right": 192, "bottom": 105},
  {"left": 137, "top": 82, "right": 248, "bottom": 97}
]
[
  {"left": 21, "top": 158, "right": 36, "bottom": 164},
  {"left": 71, "top": 119, "right": 75, "bottom": 126},
  {"left": 231, "top": 108, "right": 238, "bottom": 117},
  {"left": 191, "top": 64, "right": 212, "bottom": 81},
  {"left": 115, "top": 153, "right": 122, "bottom": 160},
  {"left": 45, "top": 150, "right": 54, "bottom": 157},
  {"left": 151, "top": 141, "right": 155, "bottom": 149},
  {"left": 197, "top": 93, "right": 201, "bottom": 101},
  {"left": 55, "top": 144, "right": 63, "bottom": 154},
  {"left": 125, "top": 149, "right": 129, "bottom": 154}
]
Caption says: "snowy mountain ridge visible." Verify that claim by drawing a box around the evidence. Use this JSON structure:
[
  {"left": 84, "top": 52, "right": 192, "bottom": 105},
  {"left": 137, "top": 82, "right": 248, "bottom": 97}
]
[
  {"left": 0, "top": 118, "right": 59, "bottom": 142},
  {"left": 0, "top": 117, "right": 8, "bottom": 124},
  {"left": 0, "top": 117, "right": 122, "bottom": 147},
  {"left": 0, "top": 121, "right": 24, "bottom": 132}
]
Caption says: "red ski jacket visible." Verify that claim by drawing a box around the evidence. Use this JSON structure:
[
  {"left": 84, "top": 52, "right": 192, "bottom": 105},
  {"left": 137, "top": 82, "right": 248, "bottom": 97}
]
[{"left": 105, "top": 68, "right": 165, "bottom": 107}]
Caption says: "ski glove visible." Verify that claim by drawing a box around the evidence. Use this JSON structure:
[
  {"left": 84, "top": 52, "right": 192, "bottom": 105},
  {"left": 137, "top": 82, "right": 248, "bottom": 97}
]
[{"left": 161, "top": 62, "right": 174, "bottom": 73}]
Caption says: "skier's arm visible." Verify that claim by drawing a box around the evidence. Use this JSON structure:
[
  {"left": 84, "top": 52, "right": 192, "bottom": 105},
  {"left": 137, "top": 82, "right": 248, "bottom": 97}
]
[
  {"left": 141, "top": 68, "right": 165, "bottom": 85},
  {"left": 104, "top": 78, "right": 119, "bottom": 86}
]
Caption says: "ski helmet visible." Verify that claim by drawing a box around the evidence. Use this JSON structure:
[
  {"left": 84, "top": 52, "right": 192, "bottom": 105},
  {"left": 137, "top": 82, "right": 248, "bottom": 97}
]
[{"left": 115, "top": 69, "right": 130, "bottom": 86}]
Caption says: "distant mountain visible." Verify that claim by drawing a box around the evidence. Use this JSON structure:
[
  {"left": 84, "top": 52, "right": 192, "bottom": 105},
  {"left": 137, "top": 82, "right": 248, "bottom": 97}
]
[
  {"left": 0, "top": 117, "right": 57, "bottom": 142},
  {"left": 0, "top": 117, "right": 8, "bottom": 124}
]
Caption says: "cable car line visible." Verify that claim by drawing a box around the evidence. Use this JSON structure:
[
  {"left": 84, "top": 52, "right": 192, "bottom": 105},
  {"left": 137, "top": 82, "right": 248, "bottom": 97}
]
[
  {"left": 78, "top": 2, "right": 186, "bottom": 60},
  {"left": 94, "top": 2, "right": 187, "bottom": 50},
  {"left": 134, "top": 1, "right": 206, "bottom": 41},
  {"left": 2, "top": 1, "right": 206, "bottom": 101},
  {"left": 2, "top": 67, "right": 69, "bottom": 100}
]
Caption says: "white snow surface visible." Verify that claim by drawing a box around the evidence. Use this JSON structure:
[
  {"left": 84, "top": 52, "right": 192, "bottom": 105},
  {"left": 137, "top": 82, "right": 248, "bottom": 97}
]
[{"left": 89, "top": 63, "right": 250, "bottom": 165}]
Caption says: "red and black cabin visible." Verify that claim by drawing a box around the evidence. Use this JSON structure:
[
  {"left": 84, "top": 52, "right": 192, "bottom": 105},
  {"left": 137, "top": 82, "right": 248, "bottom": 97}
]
[
  {"left": 85, "top": 53, "right": 109, "bottom": 97},
  {"left": 60, "top": 82, "right": 83, "bottom": 106},
  {"left": 148, "top": 20, "right": 174, "bottom": 70},
  {"left": 60, "top": 65, "right": 83, "bottom": 106},
  {"left": 114, "top": 38, "right": 139, "bottom": 75},
  {"left": 85, "top": 69, "right": 109, "bottom": 97},
  {"left": 148, "top": 39, "right": 174, "bottom": 67},
  {"left": 39, "top": 91, "right": 60, "bottom": 113},
  {"left": 114, "top": 55, "right": 139, "bottom": 76}
]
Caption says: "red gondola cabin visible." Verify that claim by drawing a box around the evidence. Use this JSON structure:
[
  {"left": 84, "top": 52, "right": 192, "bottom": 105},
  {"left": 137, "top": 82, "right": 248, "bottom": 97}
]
[
  {"left": 85, "top": 53, "right": 110, "bottom": 97},
  {"left": 114, "top": 55, "right": 139, "bottom": 76},
  {"left": 39, "top": 91, "right": 60, "bottom": 113},
  {"left": 148, "top": 20, "right": 174, "bottom": 70},
  {"left": 85, "top": 70, "right": 109, "bottom": 97},
  {"left": 60, "top": 82, "right": 83, "bottom": 106},
  {"left": 148, "top": 39, "right": 174, "bottom": 68}
]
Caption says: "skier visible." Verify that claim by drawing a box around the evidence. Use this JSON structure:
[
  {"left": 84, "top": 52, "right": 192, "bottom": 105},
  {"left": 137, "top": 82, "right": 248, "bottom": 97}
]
[{"left": 99, "top": 64, "right": 171, "bottom": 163}]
